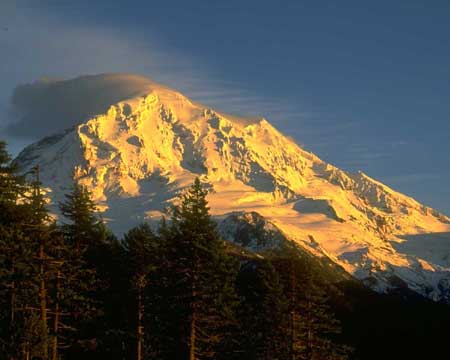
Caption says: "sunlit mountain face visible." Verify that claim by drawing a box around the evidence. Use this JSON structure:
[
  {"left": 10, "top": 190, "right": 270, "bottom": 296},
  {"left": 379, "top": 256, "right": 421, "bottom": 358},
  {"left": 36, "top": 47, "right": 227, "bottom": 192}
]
[{"left": 14, "top": 73, "right": 450, "bottom": 302}]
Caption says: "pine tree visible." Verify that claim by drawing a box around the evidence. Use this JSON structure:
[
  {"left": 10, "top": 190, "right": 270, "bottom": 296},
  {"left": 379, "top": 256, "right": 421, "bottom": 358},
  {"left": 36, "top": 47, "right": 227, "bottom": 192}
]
[
  {"left": 122, "top": 224, "right": 159, "bottom": 360},
  {"left": 57, "top": 179, "right": 105, "bottom": 352},
  {"left": 166, "top": 178, "right": 238, "bottom": 360},
  {"left": 274, "top": 250, "right": 351, "bottom": 360},
  {"left": 59, "top": 180, "right": 103, "bottom": 255},
  {"left": 235, "top": 259, "right": 288, "bottom": 360},
  {"left": 143, "top": 216, "right": 181, "bottom": 360},
  {"left": 0, "top": 226, "right": 35, "bottom": 360},
  {"left": 21, "top": 165, "right": 54, "bottom": 360},
  {"left": 0, "top": 143, "right": 55, "bottom": 360},
  {"left": 46, "top": 226, "right": 75, "bottom": 360},
  {"left": 300, "top": 282, "right": 349, "bottom": 360},
  {"left": 0, "top": 142, "right": 32, "bottom": 360},
  {"left": 77, "top": 231, "right": 128, "bottom": 360},
  {"left": 0, "top": 141, "right": 25, "bottom": 225}
]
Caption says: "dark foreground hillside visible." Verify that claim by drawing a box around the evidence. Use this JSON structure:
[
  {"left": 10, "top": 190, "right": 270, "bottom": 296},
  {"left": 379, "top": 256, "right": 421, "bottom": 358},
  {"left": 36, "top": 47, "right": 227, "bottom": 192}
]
[{"left": 333, "top": 280, "right": 450, "bottom": 360}]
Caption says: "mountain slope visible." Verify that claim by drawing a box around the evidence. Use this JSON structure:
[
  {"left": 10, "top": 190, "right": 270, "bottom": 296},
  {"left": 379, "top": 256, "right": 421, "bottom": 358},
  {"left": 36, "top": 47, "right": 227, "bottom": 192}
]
[{"left": 14, "top": 73, "right": 450, "bottom": 301}]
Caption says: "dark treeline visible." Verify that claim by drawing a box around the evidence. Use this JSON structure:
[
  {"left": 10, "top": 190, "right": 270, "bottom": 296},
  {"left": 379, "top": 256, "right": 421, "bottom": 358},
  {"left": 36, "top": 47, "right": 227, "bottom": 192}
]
[
  {"left": 3, "top": 140, "right": 450, "bottom": 360},
  {"left": 0, "top": 141, "right": 349, "bottom": 360}
]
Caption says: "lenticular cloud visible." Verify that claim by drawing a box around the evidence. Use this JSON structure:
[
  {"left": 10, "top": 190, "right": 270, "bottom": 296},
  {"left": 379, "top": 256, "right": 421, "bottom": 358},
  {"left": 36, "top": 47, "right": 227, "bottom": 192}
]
[{"left": 7, "top": 73, "right": 156, "bottom": 138}]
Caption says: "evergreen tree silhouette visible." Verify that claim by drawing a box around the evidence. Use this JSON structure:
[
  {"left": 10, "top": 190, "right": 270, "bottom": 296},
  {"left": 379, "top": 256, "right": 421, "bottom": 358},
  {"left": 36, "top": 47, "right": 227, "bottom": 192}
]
[
  {"left": 122, "top": 224, "right": 159, "bottom": 360},
  {"left": 166, "top": 178, "right": 238, "bottom": 360}
]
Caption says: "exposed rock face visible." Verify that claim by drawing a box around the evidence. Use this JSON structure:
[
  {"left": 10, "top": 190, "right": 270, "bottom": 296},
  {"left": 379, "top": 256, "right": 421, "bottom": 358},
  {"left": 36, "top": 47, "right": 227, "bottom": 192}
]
[{"left": 14, "top": 73, "right": 450, "bottom": 301}]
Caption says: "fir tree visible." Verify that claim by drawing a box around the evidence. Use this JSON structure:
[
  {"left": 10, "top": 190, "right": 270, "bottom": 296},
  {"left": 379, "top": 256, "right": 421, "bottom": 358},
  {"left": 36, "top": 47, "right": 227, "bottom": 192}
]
[
  {"left": 57, "top": 179, "right": 107, "bottom": 356},
  {"left": 236, "top": 259, "right": 288, "bottom": 360},
  {"left": 0, "top": 141, "right": 31, "bottom": 237},
  {"left": 0, "top": 141, "right": 25, "bottom": 225},
  {"left": 59, "top": 181, "right": 103, "bottom": 254},
  {"left": 0, "top": 144, "right": 53, "bottom": 360},
  {"left": 274, "top": 249, "right": 351, "bottom": 360},
  {"left": 122, "top": 224, "right": 159, "bottom": 360},
  {"left": 27, "top": 165, "right": 53, "bottom": 360},
  {"left": 0, "top": 226, "right": 35, "bottom": 360},
  {"left": 0, "top": 142, "right": 31, "bottom": 360},
  {"left": 166, "top": 178, "right": 238, "bottom": 360}
]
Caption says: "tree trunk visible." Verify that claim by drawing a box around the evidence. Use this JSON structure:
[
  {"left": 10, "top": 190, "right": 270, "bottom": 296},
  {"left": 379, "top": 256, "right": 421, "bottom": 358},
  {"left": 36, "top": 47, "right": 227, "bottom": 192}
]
[
  {"left": 35, "top": 165, "right": 48, "bottom": 360},
  {"left": 188, "top": 262, "right": 197, "bottom": 360},
  {"left": 39, "top": 239, "right": 48, "bottom": 360},
  {"left": 52, "top": 270, "right": 60, "bottom": 360},
  {"left": 188, "top": 313, "right": 196, "bottom": 360},
  {"left": 290, "top": 261, "right": 296, "bottom": 360},
  {"left": 11, "top": 277, "right": 15, "bottom": 324},
  {"left": 137, "top": 286, "right": 143, "bottom": 360},
  {"left": 9, "top": 262, "right": 16, "bottom": 360},
  {"left": 306, "top": 294, "right": 312, "bottom": 360}
]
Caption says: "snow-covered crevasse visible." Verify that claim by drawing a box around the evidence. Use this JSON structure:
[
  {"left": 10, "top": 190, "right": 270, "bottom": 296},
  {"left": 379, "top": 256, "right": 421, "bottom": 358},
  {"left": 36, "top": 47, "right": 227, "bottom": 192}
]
[{"left": 14, "top": 73, "right": 450, "bottom": 301}]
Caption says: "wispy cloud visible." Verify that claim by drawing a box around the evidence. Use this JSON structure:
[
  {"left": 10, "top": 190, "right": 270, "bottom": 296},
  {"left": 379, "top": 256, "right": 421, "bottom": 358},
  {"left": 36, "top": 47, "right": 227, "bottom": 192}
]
[
  {"left": 0, "top": 1, "right": 393, "bottom": 173},
  {"left": 0, "top": 2, "right": 309, "bottom": 151}
]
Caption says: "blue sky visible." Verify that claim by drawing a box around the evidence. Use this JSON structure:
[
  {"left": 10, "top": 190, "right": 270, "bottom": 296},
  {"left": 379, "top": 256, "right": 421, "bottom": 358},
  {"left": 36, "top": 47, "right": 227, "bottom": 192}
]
[{"left": 1, "top": 0, "right": 449, "bottom": 214}]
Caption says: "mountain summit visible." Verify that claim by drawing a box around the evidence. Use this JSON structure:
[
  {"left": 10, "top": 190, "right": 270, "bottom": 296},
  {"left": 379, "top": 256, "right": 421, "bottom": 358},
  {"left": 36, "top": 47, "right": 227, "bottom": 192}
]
[{"left": 14, "top": 73, "right": 450, "bottom": 301}]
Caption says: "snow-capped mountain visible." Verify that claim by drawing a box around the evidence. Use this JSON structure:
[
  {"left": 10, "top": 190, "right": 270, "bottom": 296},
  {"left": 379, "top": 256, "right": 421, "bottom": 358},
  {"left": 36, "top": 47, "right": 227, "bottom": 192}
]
[{"left": 14, "top": 73, "right": 450, "bottom": 301}]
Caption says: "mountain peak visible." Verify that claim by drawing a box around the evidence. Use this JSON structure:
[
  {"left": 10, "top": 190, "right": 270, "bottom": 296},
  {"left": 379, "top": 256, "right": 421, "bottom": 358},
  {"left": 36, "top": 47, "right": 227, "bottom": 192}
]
[
  {"left": 8, "top": 73, "right": 180, "bottom": 138},
  {"left": 13, "top": 73, "right": 450, "bottom": 302}
]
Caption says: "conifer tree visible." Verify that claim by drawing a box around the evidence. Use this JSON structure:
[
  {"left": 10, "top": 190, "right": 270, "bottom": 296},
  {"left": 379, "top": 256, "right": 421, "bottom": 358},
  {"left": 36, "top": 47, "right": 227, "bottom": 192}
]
[
  {"left": 0, "top": 141, "right": 25, "bottom": 225},
  {"left": 274, "top": 250, "right": 350, "bottom": 360},
  {"left": 23, "top": 165, "right": 53, "bottom": 360},
  {"left": 0, "top": 143, "right": 51, "bottom": 360},
  {"left": 236, "top": 259, "right": 288, "bottom": 360},
  {"left": 166, "top": 178, "right": 238, "bottom": 360},
  {"left": 46, "top": 226, "right": 75, "bottom": 360},
  {"left": 122, "top": 224, "right": 159, "bottom": 360},
  {"left": 59, "top": 180, "right": 103, "bottom": 254},
  {"left": 142, "top": 216, "right": 181, "bottom": 360},
  {"left": 0, "top": 142, "right": 29, "bottom": 359},
  {"left": 0, "top": 226, "right": 35, "bottom": 360},
  {"left": 57, "top": 180, "right": 105, "bottom": 349},
  {"left": 299, "top": 282, "right": 349, "bottom": 360}
]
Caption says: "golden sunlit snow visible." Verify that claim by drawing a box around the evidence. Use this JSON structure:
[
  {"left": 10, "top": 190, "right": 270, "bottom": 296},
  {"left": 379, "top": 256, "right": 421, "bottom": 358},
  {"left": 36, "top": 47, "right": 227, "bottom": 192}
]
[{"left": 15, "top": 74, "right": 450, "bottom": 300}]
